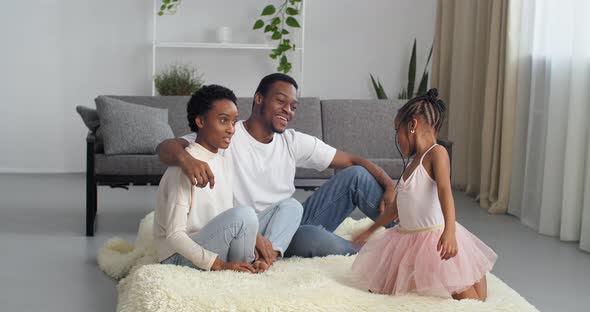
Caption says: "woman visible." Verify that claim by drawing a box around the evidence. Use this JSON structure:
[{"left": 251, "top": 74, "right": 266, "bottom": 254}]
[{"left": 154, "top": 84, "right": 265, "bottom": 272}]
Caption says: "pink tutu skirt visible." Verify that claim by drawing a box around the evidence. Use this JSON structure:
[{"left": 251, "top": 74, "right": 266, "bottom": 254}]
[{"left": 352, "top": 222, "right": 497, "bottom": 298}]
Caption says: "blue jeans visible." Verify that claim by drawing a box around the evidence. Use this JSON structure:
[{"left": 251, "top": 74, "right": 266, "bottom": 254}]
[
  {"left": 161, "top": 207, "right": 258, "bottom": 269},
  {"left": 161, "top": 198, "right": 303, "bottom": 269},
  {"left": 285, "top": 166, "right": 396, "bottom": 258},
  {"left": 257, "top": 197, "right": 303, "bottom": 257}
]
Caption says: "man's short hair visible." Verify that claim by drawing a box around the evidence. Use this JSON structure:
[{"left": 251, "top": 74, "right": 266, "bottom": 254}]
[{"left": 253, "top": 73, "right": 298, "bottom": 104}]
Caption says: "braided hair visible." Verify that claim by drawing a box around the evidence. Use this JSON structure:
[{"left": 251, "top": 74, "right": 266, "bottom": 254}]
[
  {"left": 394, "top": 88, "right": 447, "bottom": 183},
  {"left": 396, "top": 88, "right": 447, "bottom": 133}
]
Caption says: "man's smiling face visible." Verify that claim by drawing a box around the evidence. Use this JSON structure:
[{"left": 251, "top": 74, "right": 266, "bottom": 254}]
[{"left": 258, "top": 80, "right": 298, "bottom": 134}]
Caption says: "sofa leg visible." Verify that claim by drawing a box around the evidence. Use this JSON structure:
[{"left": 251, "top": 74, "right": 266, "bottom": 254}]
[
  {"left": 86, "top": 134, "right": 98, "bottom": 236},
  {"left": 86, "top": 180, "right": 97, "bottom": 236}
]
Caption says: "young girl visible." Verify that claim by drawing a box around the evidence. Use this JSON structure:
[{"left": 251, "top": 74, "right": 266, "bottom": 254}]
[{"left": 352, "top": 89, "right": 497, "bottom": 301}]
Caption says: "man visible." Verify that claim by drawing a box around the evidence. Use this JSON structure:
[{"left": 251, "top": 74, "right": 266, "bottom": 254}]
[{"left": 157, "top": 73, "right": 396, "bottom": 266}]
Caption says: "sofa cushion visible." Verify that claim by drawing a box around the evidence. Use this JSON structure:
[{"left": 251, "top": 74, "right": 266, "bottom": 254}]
[
  {"left": 95, "top": 154, "right": 167, "bottom": 176},
  {"left": 96, "top": 96, "right": 174, "bottom": 155},
  {"left": 321, "top": 99, "right": 404, "bottom": 160},
  {"left": 369, "top": 158, "right": 406, "bottom": 180},
  {"left": 107, "top": 96, "right": 191, "bottom": 137},
  {"left": 94, "top": 154, "right": 334, "bottom": 180},
  {"left": 295, "top": 167, "right": 334, "bottom": 179},
  {"left": 76, "top": 106, "right": 100, "bottom": 132}
]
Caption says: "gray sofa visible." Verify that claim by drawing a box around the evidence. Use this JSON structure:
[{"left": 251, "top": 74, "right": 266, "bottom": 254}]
[{"left": 85, "top": 96, "right": 452, "bottom": 236}]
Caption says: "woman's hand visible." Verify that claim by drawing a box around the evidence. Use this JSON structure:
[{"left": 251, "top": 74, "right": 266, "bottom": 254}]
[
  {"left": 252, "top": 260, "right": 269, "bottom": 273},
  {"left": 255, "top": 234, "right": 277, "bottom": 265},
  {"left": 437, "top": 229, "right": 458, "bottom": 260},
  {"left": 210, "top": 257, "right": 255, "bottom": 273}
]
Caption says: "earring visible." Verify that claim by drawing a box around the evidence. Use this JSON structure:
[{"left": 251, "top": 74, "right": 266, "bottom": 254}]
[{"left": 411, "top": 129, "right": 415, "bottom": 134}]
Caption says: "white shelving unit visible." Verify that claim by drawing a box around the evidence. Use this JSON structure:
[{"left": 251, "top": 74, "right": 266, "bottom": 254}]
[{"left": 151, "top": 0, "right": 306, "bottom": 95}]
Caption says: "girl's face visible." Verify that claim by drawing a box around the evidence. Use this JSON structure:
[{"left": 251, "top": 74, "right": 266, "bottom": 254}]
[
  {"left": 195, "top": 99, "right": 238, "bottom": 153},
  {"left": 394, "top": 116, "right": 414, "bottom": 158}
]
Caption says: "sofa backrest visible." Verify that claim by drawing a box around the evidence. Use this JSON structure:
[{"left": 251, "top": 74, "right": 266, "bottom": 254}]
[
  {"left": 106, "top": 96, "right": 323, "bottom": 140},
  {"left": 321, "top": 99, "right": 404, "bottom": 159}
]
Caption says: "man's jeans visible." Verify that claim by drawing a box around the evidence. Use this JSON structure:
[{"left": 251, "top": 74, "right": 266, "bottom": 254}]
[
  {"left": 257, "top": 197, "right": 303, "bottom": 257},
  {"left": 285, "top": 166, "right": 396, "bottom": 258}
]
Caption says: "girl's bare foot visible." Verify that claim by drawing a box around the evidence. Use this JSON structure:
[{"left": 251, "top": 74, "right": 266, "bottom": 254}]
[
  {"left": 452, "top": 286, "right": 481, "bottom": 301},
  {"left": 253, "top": 260, "right": 269, "bottom": 273}
]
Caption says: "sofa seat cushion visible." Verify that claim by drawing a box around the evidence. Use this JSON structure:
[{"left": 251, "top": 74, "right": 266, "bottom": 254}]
[
  {"left": 369, "top": 158, "right": 406, "bottom": 180},
  {"left": 95, "top": 154, "right": 167, "bottom": 176},
  {"left": 95, "top": 155, "right": 334, "bottom": 180},
  {"left": 295, "top": 167, "right": 334, "bottom": 179}
]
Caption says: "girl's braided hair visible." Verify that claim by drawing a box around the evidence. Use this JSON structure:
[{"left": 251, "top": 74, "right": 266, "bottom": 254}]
[{"left": 396, "top": 88, "right": 447, "bottom": 133}]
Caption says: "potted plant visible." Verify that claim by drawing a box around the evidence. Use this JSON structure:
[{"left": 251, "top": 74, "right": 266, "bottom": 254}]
[
  {"left": 370, "top": 39, "right": 433, "bottom": 100},
  {"left": 154, "top": 64, "right": 204, "bottom": 96}
]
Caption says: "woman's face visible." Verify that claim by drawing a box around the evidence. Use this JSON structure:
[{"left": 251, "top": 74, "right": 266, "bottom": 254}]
[{"left": 196, "top": 99, "right": 238, "bottom": 152}]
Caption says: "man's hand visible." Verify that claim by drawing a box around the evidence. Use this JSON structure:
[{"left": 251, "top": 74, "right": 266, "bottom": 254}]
[
  {"left": 179, "top": 153, "right": 216, "bottom": 188},
  {"left": 379, "top": 185, "right": 397, "bottom": 215},
  {"left": 210, "top": 257, "right": 255, "bottom": 273},
  {"left": 255, "top": 234, "right": 277, "bottom": 265},
  {"left": 437, "top": 229, "right": 458, "bottom": 260}
]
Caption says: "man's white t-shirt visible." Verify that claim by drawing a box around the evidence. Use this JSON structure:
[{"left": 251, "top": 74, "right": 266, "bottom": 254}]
[{"left": 182, "top": 121, "right": 336, "bottom": 212}]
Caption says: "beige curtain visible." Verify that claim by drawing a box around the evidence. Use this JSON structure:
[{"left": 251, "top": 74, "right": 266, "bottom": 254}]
[{"left": 431, "top": 0, "right": 519, "bottom": 214}]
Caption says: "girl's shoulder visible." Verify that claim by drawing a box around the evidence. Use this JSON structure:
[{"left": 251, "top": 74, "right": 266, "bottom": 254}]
[
  {"left": 421, "top": 145, "right": 449, "bottom": 180},
  {"left": 424, "top": 145, "right": 449, "bottom": 165}
]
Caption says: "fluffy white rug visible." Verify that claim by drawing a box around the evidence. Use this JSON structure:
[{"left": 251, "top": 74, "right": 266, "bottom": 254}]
[{"left": 99, "top": 213, "right": 538, "bottom": 312}]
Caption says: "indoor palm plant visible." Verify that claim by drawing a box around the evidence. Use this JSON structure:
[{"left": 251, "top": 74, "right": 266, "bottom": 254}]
[{"left": 371, "top": 39, "right": 433, "bottom": 100}]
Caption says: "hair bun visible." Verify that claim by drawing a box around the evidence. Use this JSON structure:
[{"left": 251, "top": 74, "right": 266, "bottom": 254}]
[
  {"left": 435, "top": 99, "right": 447, "bottom": 113},
  {"left": 426, "top": 88, "right": 439, "bottom": 102}
]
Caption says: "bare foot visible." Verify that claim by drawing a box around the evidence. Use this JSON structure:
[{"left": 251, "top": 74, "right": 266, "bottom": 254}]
[{"left": 253, "top": 260, "right": 269, "bottom": 273}]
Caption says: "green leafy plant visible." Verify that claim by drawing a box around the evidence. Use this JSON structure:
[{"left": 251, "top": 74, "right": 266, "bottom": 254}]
[
  {"left": 253, "top": 0, "right": 303, "bottom": 73},
  {"left": 370, "top": 39, "right": 433, "bottom": 100},
  {"left": 158, "top": 0, "right": 181, "bottom": 16},
  {"left": 154, "top": 64, "right": 204, "bottom": 96},
  {"left": 370, "top": 74, "right": 388, "bottom": 99},
  {"left": 398, "top": 39, "right": 433, "bottom": 99}
]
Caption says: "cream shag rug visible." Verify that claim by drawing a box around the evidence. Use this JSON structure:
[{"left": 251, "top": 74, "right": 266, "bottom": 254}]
[{"left": 99, "top": 213, "right": 538, "bottom": 312}]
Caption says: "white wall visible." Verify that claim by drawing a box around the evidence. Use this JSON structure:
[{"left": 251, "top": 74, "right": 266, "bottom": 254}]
[
  {"left": 0, "top": 0, "right": 436, "bottom": 173},
  {"left": 304, "top": 0, "right": 437, "bottom": 99},
  {"left": 0, "top": 0, "right": 152, "bottom": 172}
]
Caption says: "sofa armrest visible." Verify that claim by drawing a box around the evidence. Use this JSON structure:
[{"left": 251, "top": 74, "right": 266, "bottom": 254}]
[
  {"left": 86, "top": 131, "right": 96, "bottom": 173},
  {"left": 86, "top": 131, "right": 96, "bottom": 144}
]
